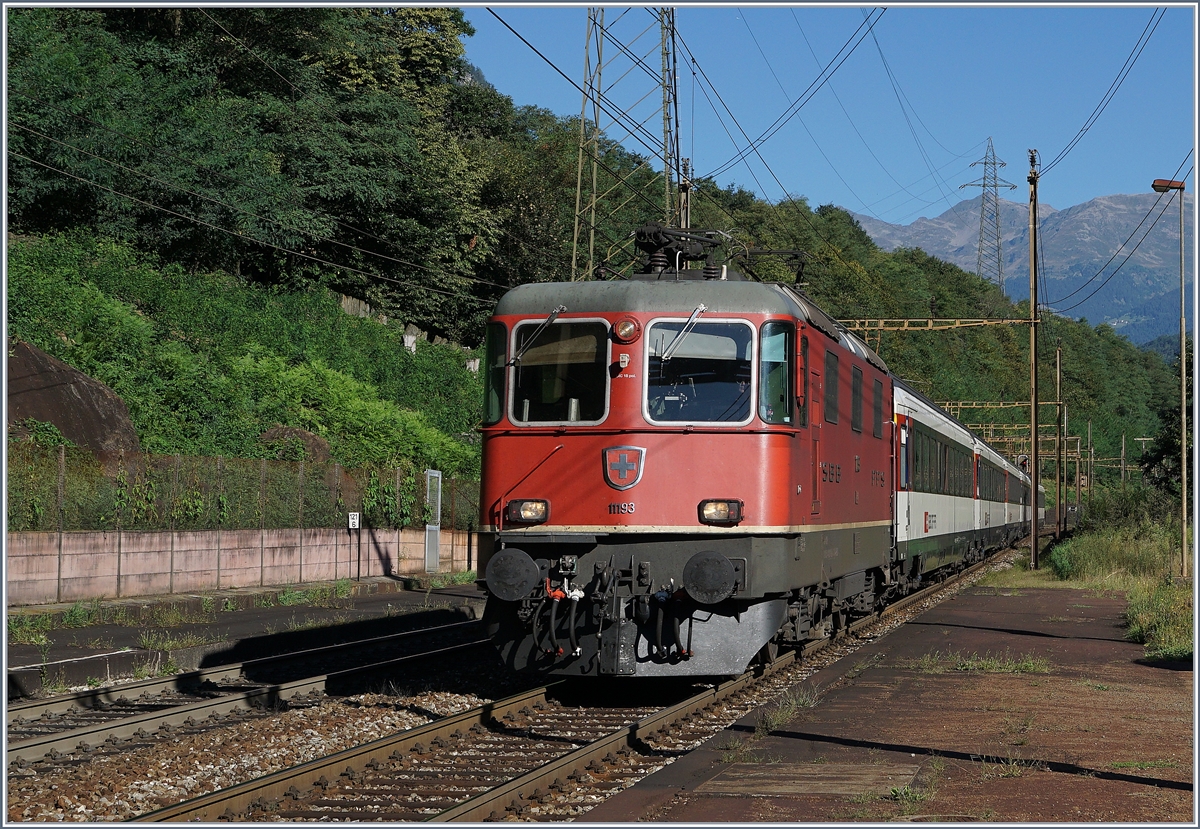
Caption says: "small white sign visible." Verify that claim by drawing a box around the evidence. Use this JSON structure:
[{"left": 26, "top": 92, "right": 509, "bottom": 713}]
[{"left": 348, "top": 512, "right": 360, "bottom": 529}]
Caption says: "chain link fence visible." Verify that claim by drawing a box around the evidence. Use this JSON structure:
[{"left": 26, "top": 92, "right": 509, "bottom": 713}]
[{"left": 7, "top": 443, "right": 480, "bottom": 533}]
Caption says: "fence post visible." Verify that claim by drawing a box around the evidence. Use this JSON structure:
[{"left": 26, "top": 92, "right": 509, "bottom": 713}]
[
  {"left": 116, "top": 449, "right": 123, "bottom": 598},
  {"left": 298, "top": 458, "right": 305, "bottom": 584},
  {"left": 56, "top": 443, "right": 65, "bottom": 603},
  {"left": 260, "top": 457, "right": 266, "bottom": 587},
  {"left": 216, "top": 456, "right": 223, "bottom": 591},
  {"left": 334, "top": 462, "right": 342, "bottom": 580},
  {"left": 169, "top": 455, "right": 179, "bottom": 594}
]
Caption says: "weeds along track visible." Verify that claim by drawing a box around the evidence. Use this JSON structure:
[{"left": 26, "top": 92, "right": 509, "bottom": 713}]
[
  {"left": 6, "top": 621, "right": 488, "bottom": 770},
  {"left": 125, "top": 551, "right": 1017, "bottom": 822}
]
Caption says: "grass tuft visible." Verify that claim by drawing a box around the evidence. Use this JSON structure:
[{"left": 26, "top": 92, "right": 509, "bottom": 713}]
[
  {"left": 425, "top": 569, "right": 478, "bottom": 589},
  {"left": 904, "top": 650, "right": 1050, "bottom": 674},
  {"left": 138, "top": 629, "right": 218, "bottom": 651}
]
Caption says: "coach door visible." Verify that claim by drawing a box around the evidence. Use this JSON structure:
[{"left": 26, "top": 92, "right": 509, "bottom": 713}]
[{"left": 810, "top": 367, "right": 822, "bottom": 514}]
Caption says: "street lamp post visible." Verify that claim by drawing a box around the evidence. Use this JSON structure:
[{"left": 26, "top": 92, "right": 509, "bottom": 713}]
[{"left": 1152, "top": 177, "right": 1187, "bottom": 578}]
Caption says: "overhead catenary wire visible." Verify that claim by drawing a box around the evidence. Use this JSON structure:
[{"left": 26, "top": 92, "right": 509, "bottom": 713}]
[
  {"left": 11, "top": 147, "right": 494, "bottom": 305},
  {"left": 788, "top": 9, "right": 985, "bottom": 217},
  {"left": 1047, "top": 150, "right": 1193, "bottom": 308},
  {"left": 196, "top": 8, "right": 570, "bottom": 272},
  {"left": 678, "top": 33, "right": 881, "bottom": 285},
  {"left": 861, "top": 9, "right": 963, "bottom": 214},
  {"left": 489, "top": 9, "right": 673, "bottom": 172},
  {"left": 489, "top": 8, "right": 685, "bottom": 229},
  {"left": 701, "top": 7, "right": 887, "bottom": 180},
  {"left": 498, "top": 10, "right": 746, "bottom": 273},
  {"left": 13, "top": 93, "right": 409, "bottom": 260},
  {"left": 9, "top": 121, "right": 515, "bottom": 293},
  {"left": 1040, "top": 7, "right": 1165, "bottom": 177},
  {"left": 10, "top": 89, "right": 473, "bottom": 279},
  {"left": 737, "top": 9, "right": 884, "bottom": 222},
  {"left": 1052, "top": 164, "right": 1193, "bottom": 315}
]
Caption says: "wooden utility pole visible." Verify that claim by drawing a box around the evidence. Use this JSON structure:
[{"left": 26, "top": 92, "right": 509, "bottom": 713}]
[
  {"left": 1028, "top": 150, "right": 1040, "bottom": 569},
  {"left": 1080, "top": 453, "right": 1089, "bottom": 518},
  {"left": 1121, "top": 433, "right": 1127, "bottom": 490},
  {"left": 1056, "top": 342, "right": 1063, "bottom": 539},
  {"left": 1087, "top": 421, "right": 1094, "bottom": 513}
]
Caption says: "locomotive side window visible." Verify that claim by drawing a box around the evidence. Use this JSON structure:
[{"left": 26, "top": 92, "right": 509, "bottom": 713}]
[
  {"left": 798, "top": 336, "right": 809, "bottom": 427},
  {"left": 646, "top": 321, "right": 753, "bottom": 423},
  {"left": 851, "top": 366, "right": 863, "bottom": 432},
  {"left": 824, "top": 351, "right": 839, "bottom": 424},
  {"left": 872, "top": 379, "right": 883, "bottom": 438},
  {"left": 511, "top": 321, "right": 608, "bottom": 424},
  {"left": 759, "top": 322, "right": 794, "bottom": 424},
  {"left": 483, "top": 322, "right": 507, "bottom": 426}
]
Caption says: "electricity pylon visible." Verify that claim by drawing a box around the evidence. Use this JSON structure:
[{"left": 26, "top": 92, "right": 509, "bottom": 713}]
[
  {"left": 571, "top": 9, "right": 685, "bottom": 279},
  {"left": 570, "top": 8, "right": 604, "bottom": 281},
  {"left": 960, "top": 137, "right": 1017, "bottom": 294}
]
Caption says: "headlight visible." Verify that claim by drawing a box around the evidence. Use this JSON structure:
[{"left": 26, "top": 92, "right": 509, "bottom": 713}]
[
  {"left": 505, "top": 499, "right": 549, "bottom": 524},
  {"left": 613, "top": 317, "right": 641, "bottom": 343},
  {"left": 698, "top": 499, "right": 744, "bottom": 524}
]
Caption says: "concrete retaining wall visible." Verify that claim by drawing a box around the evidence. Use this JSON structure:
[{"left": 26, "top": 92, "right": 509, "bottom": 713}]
[{"left": 5, "top": 527, "right": 478, "bottom": 607}]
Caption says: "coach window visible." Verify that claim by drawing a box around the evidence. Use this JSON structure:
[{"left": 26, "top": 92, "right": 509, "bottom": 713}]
[
  {"left": 759, "top": 322, "right": 794, "bottom": 424},
  {"left": 851, "top": 367, "right": 863, "bottom": 432},
  {"left": 646, "top": 320, "right": 753, "bottom": 423},
  {"left": 824, "top": 351, "right": 839, "bottom": 424},
  {"left": 511, "top": 320, "right": 608, "bottom": 424},
  {"left": 483, "top": 322, "right": 507, "bottom": 425}
]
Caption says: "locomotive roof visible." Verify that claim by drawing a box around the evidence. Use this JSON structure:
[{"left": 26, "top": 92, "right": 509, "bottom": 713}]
[
  {"left": 494, "top": 277, "right": 800, "bottom": 317},
  {"left": 494, "top": 278, "right": 889, "bottom": 373}
]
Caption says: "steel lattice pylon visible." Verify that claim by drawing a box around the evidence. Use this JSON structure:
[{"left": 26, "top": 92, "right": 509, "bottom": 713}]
[{"left": 960, "top": 137, "right": 1017, "bottom": 294}]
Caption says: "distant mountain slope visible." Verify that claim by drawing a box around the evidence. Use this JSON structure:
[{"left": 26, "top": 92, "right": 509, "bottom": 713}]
[{"left": 852, "top": 193, "right": 1193, "bottom": 343}]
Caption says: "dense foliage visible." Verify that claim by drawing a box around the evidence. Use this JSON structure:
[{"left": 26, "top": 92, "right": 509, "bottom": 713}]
[
  {"left": 6, "top": 7, "right": 1178, "bottom": 486},
  {"left": 8, "top": 233, "right": 479, "bottom": 474}
]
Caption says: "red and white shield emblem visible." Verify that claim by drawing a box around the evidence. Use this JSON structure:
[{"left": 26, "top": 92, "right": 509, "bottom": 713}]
[{"left": 603, "top": 446, "right": 646, "bottom": 491}]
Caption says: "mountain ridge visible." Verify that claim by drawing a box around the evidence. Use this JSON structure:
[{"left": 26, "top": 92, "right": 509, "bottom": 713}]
[{"left": 850, "top": 193, "right": 1193, "bottom": 343}]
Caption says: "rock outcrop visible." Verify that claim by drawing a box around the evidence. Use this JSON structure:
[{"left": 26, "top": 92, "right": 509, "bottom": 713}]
[{"left": 7, "top": 339, "right": 140, "bottom": 458}]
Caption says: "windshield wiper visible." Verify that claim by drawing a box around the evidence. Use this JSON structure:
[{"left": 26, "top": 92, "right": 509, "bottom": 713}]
[
  {"left": 660, "top": 304, "right": 707, "bottom": 362},
  {"left": 508, "top": 305, "right": 566, "bottom": 367}
]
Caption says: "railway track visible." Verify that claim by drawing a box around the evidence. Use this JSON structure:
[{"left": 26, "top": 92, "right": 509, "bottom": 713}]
[
  {"left": 7, "top": 621, "right": 488, "bottom": 769},
  {"left": 130, "top": 550, "right": 1012, "bottom": 822}
]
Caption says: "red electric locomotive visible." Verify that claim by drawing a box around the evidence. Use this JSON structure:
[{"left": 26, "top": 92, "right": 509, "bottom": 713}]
[{"left": 477, "top": 225, "right": 1031, "bottom": 678}]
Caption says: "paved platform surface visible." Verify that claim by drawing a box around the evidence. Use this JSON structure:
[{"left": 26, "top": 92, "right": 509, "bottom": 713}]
[
  {"left": 7, "top": 577, "right": 487, "bottom": 697},
  {"left": 586, "top": 586, "right": 1194, "bottom": 823}
]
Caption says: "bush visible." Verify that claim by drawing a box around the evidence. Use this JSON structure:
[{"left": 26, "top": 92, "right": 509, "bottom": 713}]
[
  {"left": 1077, "top": 485, "right": 1177, "bottom": 535},
  {"left": 1048, "top": 524, "right": 1177, "bottom": 584},
  {"left": 7, "top": 232, "right": 483, "bottom": 475},
  {"left": 1125, "top": 576, "right": 1193, "bottom": 660}
]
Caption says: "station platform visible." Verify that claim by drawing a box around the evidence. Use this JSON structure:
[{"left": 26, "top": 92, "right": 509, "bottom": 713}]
[
  {"left": 7, "top": 577, "right": 487, "bottom": 698},
  {"left": 585, "top": 585, "right": 1193, "bottom": 823}
]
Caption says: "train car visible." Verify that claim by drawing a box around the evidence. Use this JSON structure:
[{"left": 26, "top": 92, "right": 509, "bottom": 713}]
[{"left": 477, "top": 225, "right": 1035, "bottom": 679}]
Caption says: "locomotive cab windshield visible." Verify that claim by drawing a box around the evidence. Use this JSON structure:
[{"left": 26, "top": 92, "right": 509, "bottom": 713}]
[
  {"left": 509, "top": 319, "right": 610, "bottom": 424},
  {"left": 646, "top": 320, "right": 754, "bottom": 423}
]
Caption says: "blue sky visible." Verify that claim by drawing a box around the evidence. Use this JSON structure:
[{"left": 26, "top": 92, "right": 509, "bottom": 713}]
[{"left": 461, "top": 4, "right": 1196, "bottom": 226}]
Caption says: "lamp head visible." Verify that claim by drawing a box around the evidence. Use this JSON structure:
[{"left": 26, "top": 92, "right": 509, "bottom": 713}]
[{"left": 1152, "top": 178, "right": 1185, "bottom": 193}]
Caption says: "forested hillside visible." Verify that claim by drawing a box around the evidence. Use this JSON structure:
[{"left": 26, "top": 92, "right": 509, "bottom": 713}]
[{"left": 6, "top": 7, "right": 1178, "bottom": 482}]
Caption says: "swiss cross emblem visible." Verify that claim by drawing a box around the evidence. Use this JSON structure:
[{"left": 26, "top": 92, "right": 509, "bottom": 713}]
[{"left": 603, "top": 446, "right": 646, "bottom": 491}]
